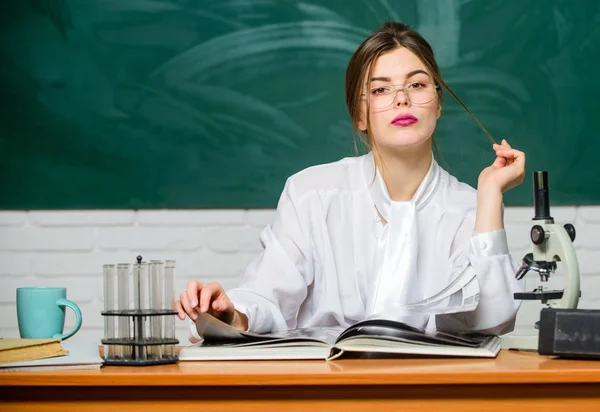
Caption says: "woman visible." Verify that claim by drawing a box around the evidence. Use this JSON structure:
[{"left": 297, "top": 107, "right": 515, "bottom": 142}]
[{"left": 176, "top": 21, "right": 525, "bottom": 340}]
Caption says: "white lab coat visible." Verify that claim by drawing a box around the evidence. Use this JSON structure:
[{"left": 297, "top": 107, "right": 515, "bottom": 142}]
[{"left": 189, "top": 151, "right": 524, "bottom": 341}]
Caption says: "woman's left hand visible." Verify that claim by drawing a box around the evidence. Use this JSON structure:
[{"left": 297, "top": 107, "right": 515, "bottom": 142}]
[{"left": 478, "top": 139, "right": 526, "bottom": 193}]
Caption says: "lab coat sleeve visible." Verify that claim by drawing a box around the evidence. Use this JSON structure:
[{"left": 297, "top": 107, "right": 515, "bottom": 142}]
[
  {"left": 435, "top": 214, "right": 525, "bottom": 335},
  {"left": 224, "top": 178, "right": 314, "bottom": 334}
]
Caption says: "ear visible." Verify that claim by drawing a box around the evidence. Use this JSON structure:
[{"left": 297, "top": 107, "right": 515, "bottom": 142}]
[
  {"left": 358, "top": 119, "right": 367, "bottom": 131},
  {"left": 436, "top": 103, "right": 442, "bottom": 119},
  {"left": 357, "top": 99, "right": 368, "bottom": 131}
]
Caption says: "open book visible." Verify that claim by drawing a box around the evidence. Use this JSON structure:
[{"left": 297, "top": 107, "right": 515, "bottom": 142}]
[
  {"left": 179, "top": 312, "right": 501, "bottom": 361},
  {"left": 179, "top": 266, "right": 499, "bottom": 361}
]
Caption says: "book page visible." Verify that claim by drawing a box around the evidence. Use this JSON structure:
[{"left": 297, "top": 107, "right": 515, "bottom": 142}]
[
  {"left": 335, "top": 317, "right": 488, "bottom": 347},
  {"left": 193, "top": 311, "right": 250, "bottom": 341},
  {"left": 194, "top": 311, "right": 343, "bottom": 345},
  {"left": 329, "top": 335, "right": 501, "bottom": 360}
]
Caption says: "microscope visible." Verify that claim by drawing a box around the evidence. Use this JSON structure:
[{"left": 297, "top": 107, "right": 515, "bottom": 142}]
[{"left": 501, "top": 170, "right": 581, "bottom": 351}]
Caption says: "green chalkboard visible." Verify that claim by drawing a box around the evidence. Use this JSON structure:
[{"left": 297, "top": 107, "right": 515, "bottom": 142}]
[{"left": 1, "top": 0, "right": 599, "bottom": 208}]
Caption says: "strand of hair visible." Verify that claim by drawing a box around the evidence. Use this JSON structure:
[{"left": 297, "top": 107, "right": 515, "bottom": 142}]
[{"left": 440, "top": 79, "right": 498, "bottom": 145}]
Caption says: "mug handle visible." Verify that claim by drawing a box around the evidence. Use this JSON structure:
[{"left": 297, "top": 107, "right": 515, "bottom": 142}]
[{"left": 53, "top": 298, "right": 83, "bottom": 341}]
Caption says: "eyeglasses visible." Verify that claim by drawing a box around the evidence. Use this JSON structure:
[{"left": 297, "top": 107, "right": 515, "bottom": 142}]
[{"left": 361, "top": 81, "right": 440, "bottom": 111}]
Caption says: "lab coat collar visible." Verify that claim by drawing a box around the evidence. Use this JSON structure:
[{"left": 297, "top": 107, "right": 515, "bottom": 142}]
[{"left": 362, "top": 150, "right": 440, "bottom": 222}]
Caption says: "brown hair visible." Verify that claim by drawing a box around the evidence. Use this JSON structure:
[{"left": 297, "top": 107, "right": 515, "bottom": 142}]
[{"left": 345, "top": 21, "right": 496, "bottom": 152}]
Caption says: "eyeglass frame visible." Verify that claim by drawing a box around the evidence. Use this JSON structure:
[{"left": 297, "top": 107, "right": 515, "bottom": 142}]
[{"left": 360, "top": 82, "right": 441, "bottom": 111}]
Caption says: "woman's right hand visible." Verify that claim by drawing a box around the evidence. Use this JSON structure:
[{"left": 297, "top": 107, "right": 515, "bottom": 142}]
[{"left": 175, "top": 280, "right": 248, "bottom": 330}]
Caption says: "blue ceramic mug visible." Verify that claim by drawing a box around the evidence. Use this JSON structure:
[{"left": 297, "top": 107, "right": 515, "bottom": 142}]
[{"left": 17, "top": 287, "right": 82, "bottom": 340}]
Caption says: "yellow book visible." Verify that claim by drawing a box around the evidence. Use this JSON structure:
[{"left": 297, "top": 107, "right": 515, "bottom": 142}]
[{"left": 0, "top": 338, "right": 67, "bottom": 364}]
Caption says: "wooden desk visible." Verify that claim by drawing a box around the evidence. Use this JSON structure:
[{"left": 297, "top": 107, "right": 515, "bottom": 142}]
[{"left": 1, "top": 350, "right": 600, "bottom": 411}]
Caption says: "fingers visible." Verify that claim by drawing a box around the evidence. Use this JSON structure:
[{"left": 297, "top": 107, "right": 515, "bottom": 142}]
[
  {"left": 487, "top": 140, "right": 526, "bottom": 192},
  {"left": 199, "top": 282, "right": 218, "bottom": 312},
  {"left": 176, "top": 280, "right": 232, "bottom": 322},
  {"left": 186, "top": 280, "right": 201, "bottom": 308},
  {"left": 175, "top": 280, "right": 202, "bottom": 321},
  {"left": 199, "top": 281, "right": 230, "bottom": 313},
  {"left": 211, "top": 295, "right": 234, "bottom": 313},
  {"left": 178, "top": 287, "right": 197, "bottom": 320},
  {"left": 175, "top": 300, "right": 185, "bottom": 320},
  {"left": 494, "top": 148, "right": 525, "bottom": 167},
  {"left": 492, "top": 155, "right": 507, "bottom": 168},
  {"left": 493, "top": 139, "right": 512, "bottom": 154},
  {"left": 491, "top": 141, "right": 526, "bottom": 176},
  {"left": 495, "top": 148, "right": 525, "bottom": 164},
  {"left": 500, "top": 148, "right": 526, "bottom": 186},
  {"left": 493, "top": 144, "right": 515, "bottom": 167}
]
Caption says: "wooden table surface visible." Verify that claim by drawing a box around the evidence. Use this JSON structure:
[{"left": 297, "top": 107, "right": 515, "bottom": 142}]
[
  {"left": 2, "top": 349, "right": 600, "bottom": 411},
  {"left": 2, "top": 349, "right": 600, "bottom": 386}
]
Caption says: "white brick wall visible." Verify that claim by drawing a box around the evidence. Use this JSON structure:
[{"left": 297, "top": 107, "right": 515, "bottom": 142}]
[{"left": 0, "top": 207, "right": 597, "bottom": 346}]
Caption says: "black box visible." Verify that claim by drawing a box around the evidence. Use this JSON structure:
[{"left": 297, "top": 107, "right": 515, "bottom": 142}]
[{"left": 538, "top": 308, "right": 600, "bottom": 359}]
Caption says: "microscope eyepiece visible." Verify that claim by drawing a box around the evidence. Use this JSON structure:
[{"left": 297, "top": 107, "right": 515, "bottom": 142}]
[{"left": 533, "top": 171, "right": 553, "bottom": 221}]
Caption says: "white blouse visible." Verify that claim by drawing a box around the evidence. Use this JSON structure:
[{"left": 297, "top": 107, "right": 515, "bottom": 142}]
[{"left": 189, "top": 151, "right": 524, "bottom": 341}]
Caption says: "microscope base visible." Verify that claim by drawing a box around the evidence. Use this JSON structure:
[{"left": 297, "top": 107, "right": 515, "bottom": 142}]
[{"left": 500, "top": 331, "right": 539, "bottom": 351}]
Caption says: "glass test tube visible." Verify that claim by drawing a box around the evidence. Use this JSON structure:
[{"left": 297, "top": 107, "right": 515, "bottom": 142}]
[
  {"left": 149, "top": 260, "right": 164, "bottom": 359},
  {"left": 163, "top": 260, "right": 176, "bottom": 356},
  {"left": 132, "top": 262, "right": 148, "bottom": 361},
  {"left": 103, "top": 264, "right": 116, "bottom": 358},
  {"left": 117, "top": 263, "right": 131, "bottom": 359}
]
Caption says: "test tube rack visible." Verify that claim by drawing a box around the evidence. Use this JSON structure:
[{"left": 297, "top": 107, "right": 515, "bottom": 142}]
[{"left": 101, "top": 256, "right": 179, "bottom": 366}]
